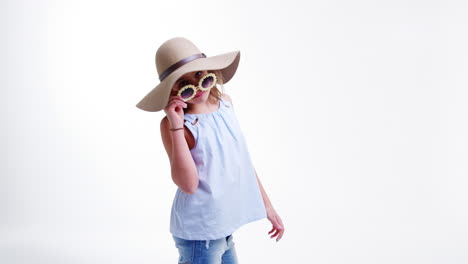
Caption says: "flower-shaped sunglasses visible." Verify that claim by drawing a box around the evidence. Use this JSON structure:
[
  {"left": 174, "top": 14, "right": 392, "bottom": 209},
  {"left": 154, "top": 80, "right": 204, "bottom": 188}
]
[{"left": 176, "top": 73, "right": 217, "bottom": 101}]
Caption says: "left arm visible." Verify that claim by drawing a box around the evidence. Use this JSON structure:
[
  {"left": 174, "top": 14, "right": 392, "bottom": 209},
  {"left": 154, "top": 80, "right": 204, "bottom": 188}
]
[
  {"left": 224, "top": 93, "right": 274, "bottom": 211},
  {"left": 223, "top": 93, "right": 285, "bottom": 241},
  {"left": 254, "top": 168, "right": 274, "bottom": 211},
  {"left": 254, "top": 168, "right": 285, "bottom": 242}
]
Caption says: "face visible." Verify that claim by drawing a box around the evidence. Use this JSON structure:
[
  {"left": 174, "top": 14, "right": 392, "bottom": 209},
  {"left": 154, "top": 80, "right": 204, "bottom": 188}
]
[{"left": 170, "top": 70, "right": 215, "bottom": 103}]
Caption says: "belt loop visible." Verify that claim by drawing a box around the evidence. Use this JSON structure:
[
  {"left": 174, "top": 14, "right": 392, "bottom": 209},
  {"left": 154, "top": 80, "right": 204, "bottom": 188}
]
[{"left": 205, "top": 239, "right": 211, "bottom": 249}]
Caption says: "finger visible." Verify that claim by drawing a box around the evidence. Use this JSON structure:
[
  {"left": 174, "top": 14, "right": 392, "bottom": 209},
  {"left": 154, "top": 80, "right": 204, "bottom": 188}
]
[
  {"left": 168, "top": 95, "right": 184, "bottom": 105},
  {"left": 270, "top": 228, "right": 280, "bottom": 237},
  {"left": 166, "top": 99, "right": 180, "bottom": 109},
  {"left": 171, "top": 98, "right": 185, "bottom": 105},
  {"left": 276, "top": 230, "right": 284, "bottom": 241},
  {"left": 270, "top": 229, "right": 280, "bottom": 238},
  {"left": 268, "top": 227, "right": 275, "bottom": 234},
  {"left": 175, "top": 98, "right": 188, "bottom": 107},
  {"left": 173, "top": 96, "right": 187, "bottom": 103},
  {"left": 169, "top": 97, "right": 185, "bottom": 105},
  {"left": 170, "top": 100, "right": 187, "bottom": 110},
  {"left": 170, "top": 101, "right": 182, "bottom": 111},
  {"left": 172, "top": 100, "right": 187, "bottom": 109},
  {"left": 167, "top": 96, "right": 179, "bottom": 105}
]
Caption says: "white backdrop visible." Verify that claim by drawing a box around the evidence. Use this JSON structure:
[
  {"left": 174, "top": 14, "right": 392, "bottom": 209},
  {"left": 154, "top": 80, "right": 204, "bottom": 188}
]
[{"left": 1, "top": 0, "right": 467, "bottom": 263}]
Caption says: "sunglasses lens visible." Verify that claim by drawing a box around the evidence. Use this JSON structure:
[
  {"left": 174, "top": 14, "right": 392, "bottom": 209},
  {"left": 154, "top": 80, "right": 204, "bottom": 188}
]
[
  {"left": 201, "top": 75, "right": 215, "bottom": 89},
  {"left": 180, "top": 87, "right": 194, "bottom": 99}
]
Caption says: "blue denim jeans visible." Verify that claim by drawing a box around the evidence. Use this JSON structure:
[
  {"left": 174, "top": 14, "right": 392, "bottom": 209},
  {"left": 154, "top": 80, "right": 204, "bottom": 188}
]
[{"left": 172, "top": 234, "right": 239, "bottom": 264}]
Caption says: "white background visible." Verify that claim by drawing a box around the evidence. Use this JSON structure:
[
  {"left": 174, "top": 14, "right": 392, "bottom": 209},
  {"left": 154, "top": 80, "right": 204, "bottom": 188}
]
[{"left": 1, "top": 0, "right": 467, "bottom": 263}]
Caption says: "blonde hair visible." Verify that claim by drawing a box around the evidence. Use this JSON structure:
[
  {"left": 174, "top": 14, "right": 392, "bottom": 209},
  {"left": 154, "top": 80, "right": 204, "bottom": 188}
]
[{"left": 183, "top": 69, "right": 225, "bottom": 114}]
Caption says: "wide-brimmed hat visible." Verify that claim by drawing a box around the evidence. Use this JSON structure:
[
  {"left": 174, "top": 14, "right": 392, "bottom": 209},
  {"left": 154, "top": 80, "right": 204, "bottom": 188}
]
[{"left": 136, "top": 37, "right": 241, "bottom": 112}]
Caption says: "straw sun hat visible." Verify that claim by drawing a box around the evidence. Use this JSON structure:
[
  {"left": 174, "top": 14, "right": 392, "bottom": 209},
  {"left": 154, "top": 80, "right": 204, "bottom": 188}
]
[{"left": 136, "top": 37, "right": 241, "bottom": 112}]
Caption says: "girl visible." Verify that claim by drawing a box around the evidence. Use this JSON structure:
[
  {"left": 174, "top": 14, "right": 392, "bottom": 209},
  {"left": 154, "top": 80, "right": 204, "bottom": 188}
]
[{"left": 136, "top": 37, "right": 285, "bottom": 264}]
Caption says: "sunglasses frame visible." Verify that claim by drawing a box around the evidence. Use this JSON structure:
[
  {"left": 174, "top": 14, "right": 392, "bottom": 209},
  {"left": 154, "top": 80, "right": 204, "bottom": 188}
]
[{"left": 176, "top": 72, "right": 217, "bottom": 102}]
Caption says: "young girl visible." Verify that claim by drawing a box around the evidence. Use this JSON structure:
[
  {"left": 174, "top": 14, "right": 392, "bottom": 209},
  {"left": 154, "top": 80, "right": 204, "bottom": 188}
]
[{"left": 136, "top": 37, "right": 285, "bottom": 263}]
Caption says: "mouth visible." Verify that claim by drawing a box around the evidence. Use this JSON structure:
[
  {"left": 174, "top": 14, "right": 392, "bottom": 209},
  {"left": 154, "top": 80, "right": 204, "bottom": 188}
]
[{"left": 194, "top": 91, "right": 205, "bottom": 98}]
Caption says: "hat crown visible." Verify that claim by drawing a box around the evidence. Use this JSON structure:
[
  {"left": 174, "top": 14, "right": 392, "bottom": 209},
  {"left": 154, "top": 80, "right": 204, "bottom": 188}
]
[{"left": 155, "top": 37, "right": 202, "bottom": 76}]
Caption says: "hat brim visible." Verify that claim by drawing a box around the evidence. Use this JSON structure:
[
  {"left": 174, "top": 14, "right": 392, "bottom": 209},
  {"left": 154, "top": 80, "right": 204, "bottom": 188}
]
[{"left": 136, "top": 50, "right": 240, "bottom": 112}]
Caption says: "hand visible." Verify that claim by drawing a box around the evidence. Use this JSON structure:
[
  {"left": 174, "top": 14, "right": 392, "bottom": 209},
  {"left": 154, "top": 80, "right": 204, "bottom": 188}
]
[
  {"left": 163, "top": 95, "right": 187, "bottom": 129},
  {"left": 266, "top": 206, "right": 285, "bottom": 242}
]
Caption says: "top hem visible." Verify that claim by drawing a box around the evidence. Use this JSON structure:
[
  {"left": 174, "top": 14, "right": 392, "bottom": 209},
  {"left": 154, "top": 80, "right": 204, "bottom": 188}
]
[{"left": 170, "top": 212, "right": 266, "bottom": 241}]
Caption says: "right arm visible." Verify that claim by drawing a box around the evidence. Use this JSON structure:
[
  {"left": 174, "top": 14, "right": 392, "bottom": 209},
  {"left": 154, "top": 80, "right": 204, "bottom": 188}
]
[{"left": 160, "top": 116, "right": 199, "bottom": 194}]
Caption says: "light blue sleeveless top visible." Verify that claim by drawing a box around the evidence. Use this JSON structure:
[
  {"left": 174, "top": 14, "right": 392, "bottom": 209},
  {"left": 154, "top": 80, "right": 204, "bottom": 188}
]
[{"left": 170, "top": 97, "right": 267, "bottom": 240}]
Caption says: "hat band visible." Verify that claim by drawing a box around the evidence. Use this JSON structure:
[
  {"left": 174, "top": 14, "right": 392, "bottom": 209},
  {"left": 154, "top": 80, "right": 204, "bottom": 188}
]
[{"left": 159, "top": 53, "right": 206, "bottom": 81}]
